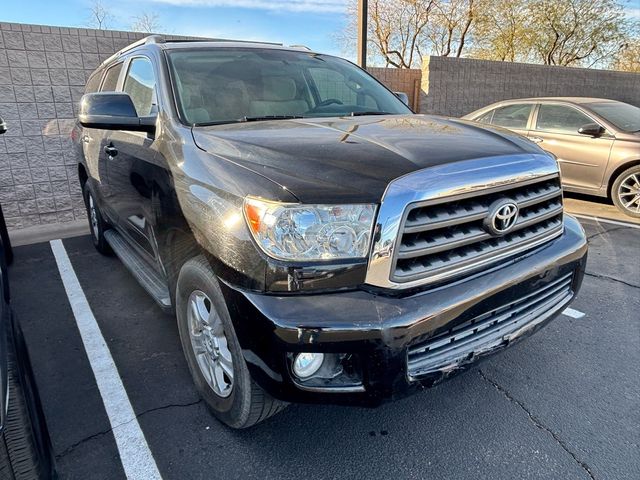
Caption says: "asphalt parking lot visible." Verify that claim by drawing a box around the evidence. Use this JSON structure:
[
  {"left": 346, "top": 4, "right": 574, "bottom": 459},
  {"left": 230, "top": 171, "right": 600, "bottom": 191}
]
[{"left": 7, "top": 215, "right": 640, "bottom": 480}]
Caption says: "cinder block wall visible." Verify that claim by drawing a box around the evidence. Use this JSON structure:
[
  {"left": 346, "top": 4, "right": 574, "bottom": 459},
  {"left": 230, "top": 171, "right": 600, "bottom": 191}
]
[
  {"left": 0, "top": 22, "right": 196, "bottom": 230},
  {"left": 421, "top": 56, "right": 640, "bottom": 117}
]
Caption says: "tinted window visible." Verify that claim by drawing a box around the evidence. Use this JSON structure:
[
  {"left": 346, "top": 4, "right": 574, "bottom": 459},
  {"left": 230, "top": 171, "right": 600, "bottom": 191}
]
[
  {"left": 85, "top": 71, "right": 102, "bottom": 93},
  {"left": 101, "top": 64, "right": 122, "bottom": 92},
  {"left": 491, "top": 104, "right": 532, "bottom": 129},
  {"left": 586, "top": 102, "right": 640, "bottom": 133},
  {"left": 536, "top": 104, "right": 592, "bottom": 134},
  {"left": 167, "top": 48, "right": 411, "bottom": 125},
  {"left": 124, "top": 57, "right": 157, "bottom": 117}
]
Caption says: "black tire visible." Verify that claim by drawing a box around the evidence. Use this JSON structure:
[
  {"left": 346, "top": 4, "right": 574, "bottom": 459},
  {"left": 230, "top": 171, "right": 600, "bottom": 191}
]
[
  {"left": 82, "top": 183, "right": 112, "bottom": 255},
  {"left": 611, "top": 165, "right": 640, "bottom": 218},
  {"left": 0, "top": 321, "right": 55, "bottom": 479},
  {"left": 176, "top": 256, "right": 287, "bottom": 428}
]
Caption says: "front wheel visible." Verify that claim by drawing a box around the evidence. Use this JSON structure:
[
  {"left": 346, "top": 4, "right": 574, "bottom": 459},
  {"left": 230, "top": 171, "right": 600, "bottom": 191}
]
[
  {"left": 175, "top": 256, "right": 287, "bottom": 428},
  {"left": 612, "top": 166, "right": 640, "bottom": 218}
]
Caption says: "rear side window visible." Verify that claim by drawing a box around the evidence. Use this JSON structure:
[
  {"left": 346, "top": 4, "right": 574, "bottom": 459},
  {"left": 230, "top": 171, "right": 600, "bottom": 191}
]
[
  {"left": 490, "top": 104, "right": 532, "bottom": 129},
  {"left": 535, "top": 104, "right": 592, "bottom": 134},
  {"left": 475, "top": 110, "right": 494, "bottom": 124},
  {"left": 124, "top": 57, "right": 157, "bottom": 117},
  {"left": 101, "top": 64, "right": 123, "bottom": 92}
]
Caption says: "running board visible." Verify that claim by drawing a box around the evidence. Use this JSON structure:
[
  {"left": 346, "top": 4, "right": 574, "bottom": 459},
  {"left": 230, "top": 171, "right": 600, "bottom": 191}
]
[{"left": 104, "top": 229, "right": 172, "bottom": 311}]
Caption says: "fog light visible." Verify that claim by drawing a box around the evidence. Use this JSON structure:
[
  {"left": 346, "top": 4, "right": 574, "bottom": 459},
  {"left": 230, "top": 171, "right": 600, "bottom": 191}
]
[{"left": 292, "top": 353, "right": 324, "bottom": 379}]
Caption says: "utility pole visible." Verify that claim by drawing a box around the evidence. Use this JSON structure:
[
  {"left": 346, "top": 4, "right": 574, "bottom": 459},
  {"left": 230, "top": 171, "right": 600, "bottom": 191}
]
[{"left": 357, "top": 0, "right": 368, "bottom": 69}]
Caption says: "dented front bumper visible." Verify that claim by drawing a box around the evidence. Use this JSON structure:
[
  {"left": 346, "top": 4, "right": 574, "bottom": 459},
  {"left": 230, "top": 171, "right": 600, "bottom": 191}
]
[{"left": 219, "top": 215, "right": 587, "bottom": 407}]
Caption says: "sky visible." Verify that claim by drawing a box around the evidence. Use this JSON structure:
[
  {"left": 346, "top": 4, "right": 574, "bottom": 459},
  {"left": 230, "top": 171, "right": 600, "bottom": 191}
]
[
  {"left": 1, "top": 0, "right": 352, "bottom": 57},
  {"left": 3, "top": 1, "right": 639, "bottom": 64}
]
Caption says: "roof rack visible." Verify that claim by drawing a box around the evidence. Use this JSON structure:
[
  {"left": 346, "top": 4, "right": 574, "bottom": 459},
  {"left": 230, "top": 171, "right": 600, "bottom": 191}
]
[
  {"left": 100, "top": 35, "right": 291, "bottom": 67},
  {"left": 101, "top": 35, "right": 166, "bottom": 67},
  {"left": 165, "top": 38, "right": 283, "bottom": 46},
  {"left": 289, "top": 44, "right": 311, "bottom": 50}
]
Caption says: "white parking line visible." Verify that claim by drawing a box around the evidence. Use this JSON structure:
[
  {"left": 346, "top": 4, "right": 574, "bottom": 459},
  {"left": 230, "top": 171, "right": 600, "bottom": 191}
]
[
  {"left": 50, "top": 239, "right": 162, "bottom": 480},
  {"left": 571, "top": 214, "right": 640, "bottom": 230},
  {"left": 562, "top": 308, "right": 586, "bottom": 319}
]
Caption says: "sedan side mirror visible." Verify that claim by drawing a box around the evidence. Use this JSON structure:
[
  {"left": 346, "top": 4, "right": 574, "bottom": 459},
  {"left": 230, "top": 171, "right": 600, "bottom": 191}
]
[
  {"left": 578, "top": 123, "right": 605, "bottom": 137},
  {"left": 394, "top": 92, "right": 410, "bottom": 107},
  {"left": 0, "top": 117, "right": 7, "bottom": 135},
  {"left": 79, "top": 92, "right": 156, "bottom": 134}
]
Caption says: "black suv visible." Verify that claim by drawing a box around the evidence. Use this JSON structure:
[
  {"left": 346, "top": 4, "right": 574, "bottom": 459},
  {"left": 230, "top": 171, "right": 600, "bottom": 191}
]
[{"left": 74, "top": 36, "right": 588, "bottom": 428}]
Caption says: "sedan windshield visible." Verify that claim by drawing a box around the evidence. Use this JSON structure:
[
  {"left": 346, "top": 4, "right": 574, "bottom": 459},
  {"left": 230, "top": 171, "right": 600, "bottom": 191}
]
[
  {"left": 586, "top": 102, "right": 640, "bottom": 133},
  {"left": 166, "top": 47, "right": 412, "bottom": 125}
]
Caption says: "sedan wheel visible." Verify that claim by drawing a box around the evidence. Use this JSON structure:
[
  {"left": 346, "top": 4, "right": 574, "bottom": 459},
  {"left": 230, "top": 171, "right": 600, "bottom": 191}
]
[
  {"left": 618, "top": 173, "right": 640, "bottom": 213},
  {"left": 612, "top": 166, "right": 640, "bottom": 218}
]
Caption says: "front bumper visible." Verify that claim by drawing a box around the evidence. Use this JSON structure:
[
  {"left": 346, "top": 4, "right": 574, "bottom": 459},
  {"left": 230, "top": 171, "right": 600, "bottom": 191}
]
[{"left": 220, "top": 215, "right": 587, "bottom": 406}]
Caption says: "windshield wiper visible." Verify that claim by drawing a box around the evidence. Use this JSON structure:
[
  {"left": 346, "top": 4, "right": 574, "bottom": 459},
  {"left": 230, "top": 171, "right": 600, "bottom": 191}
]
[
  {"left": 241, "top": 115, "right": 304, "bottom": 122},
  {"left": 348, "top": 111, "right": 392, "bottom": 117},
  {"left": 193, "top": 115, "right": 304, "bottom": 127}
]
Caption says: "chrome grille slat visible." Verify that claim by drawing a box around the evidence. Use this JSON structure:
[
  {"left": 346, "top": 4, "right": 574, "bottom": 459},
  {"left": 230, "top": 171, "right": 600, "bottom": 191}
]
[
  {"left": 395, "top": 217, "right": 563, "bottom": 279},
  {"left": 392, "top": 176, "right": 564, "bottom": 284},
  {"left": 404, "top": 179, "right": 562, "bottom": 234},
  {"left": 407, "top": 273, "right": 574, "bottom": 378}
]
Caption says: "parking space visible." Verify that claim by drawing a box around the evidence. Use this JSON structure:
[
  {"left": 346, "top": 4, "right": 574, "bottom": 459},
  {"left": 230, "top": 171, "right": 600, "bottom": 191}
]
[{"left": 7, "top": 217, "right": 640, "bottom": 480}]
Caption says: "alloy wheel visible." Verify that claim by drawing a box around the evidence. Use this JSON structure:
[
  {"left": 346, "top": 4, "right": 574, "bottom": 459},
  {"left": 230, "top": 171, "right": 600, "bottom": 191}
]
[
  {"left": 187, "top": 290, "right": 234, "bottom": 397},
  {"left": 618, "top": 173, "right": 640, "bottom": 214}
]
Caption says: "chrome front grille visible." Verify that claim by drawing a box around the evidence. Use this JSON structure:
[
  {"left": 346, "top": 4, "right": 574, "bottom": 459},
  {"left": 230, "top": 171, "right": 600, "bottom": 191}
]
[
  {"left": 365, "top": 153, "right": 564, "bottom": 290},
  {"left": 392, "top": 175, "right": 564, "bottom": 284},
  {"left": 406, "top": 272, "right": 574, "bottom": 380}
]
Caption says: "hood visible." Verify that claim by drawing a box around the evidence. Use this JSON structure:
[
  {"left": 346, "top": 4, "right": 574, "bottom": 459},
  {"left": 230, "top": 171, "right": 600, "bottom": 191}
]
[{"left": 192, "top": 114, "right": 545, "bottom": 204}]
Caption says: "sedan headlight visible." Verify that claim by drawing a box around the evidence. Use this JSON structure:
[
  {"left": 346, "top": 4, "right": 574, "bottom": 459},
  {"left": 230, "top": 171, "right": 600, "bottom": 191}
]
[{"left": 243, "top": 197, "right": 376, "bottom": 261}]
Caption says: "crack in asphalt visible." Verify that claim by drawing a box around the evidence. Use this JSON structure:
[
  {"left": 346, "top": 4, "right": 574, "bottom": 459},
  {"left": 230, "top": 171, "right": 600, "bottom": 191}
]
[
  {"left": 55, "top": 399, "right": 203, "bottom": 460},
  {"left": 585, "top": 226, "right": 633, "bottom": 242},
  {"left": 478, "top": 369, "right": 596, "bottom": 480},
  {"left": 584, "top": 271, "right": 640, "bottom": 290}
]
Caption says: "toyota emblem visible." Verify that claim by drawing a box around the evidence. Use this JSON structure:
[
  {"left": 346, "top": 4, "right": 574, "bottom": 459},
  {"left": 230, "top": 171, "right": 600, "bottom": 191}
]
[{"left": 484, "top": 199, "right": 519, "bottom": 236}]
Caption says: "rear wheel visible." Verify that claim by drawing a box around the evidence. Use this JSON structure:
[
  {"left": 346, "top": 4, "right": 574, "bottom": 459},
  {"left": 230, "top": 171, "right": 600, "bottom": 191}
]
[
  {"left": 612, "top": 166, "right": 640, "bottom": 218},
  {"left": 175, "top": 256, "right": 286, "bottom": 428},
  {"left": 83, "top": 183, "right": 112, "bottom": 255}
]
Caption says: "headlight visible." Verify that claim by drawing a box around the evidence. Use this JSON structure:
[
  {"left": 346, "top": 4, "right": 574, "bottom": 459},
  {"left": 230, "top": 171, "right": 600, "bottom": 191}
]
[{"left": 243, "top": 197, "right": 376, "bottom": 261}]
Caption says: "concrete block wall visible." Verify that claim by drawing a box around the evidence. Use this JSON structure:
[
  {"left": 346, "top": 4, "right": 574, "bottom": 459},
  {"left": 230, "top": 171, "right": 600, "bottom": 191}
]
[
  {"left": 0, "top": 22, "right": 197, "bottom": 230},
  {"left": 421, "top": 56, "right": 640, "bottom": 117}
]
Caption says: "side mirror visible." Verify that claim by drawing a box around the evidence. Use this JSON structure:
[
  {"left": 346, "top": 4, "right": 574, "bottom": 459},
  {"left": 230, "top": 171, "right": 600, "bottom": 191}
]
[
  {"left": 0, "top": 117, "right": 7, "bottom": 135},
  {"left": 578, "top": 123, "right": 605, "bottom": 137},
  {"left": 394, "top": 92, "right": 410, "bottom": 106},
  {"left": 79, "top": 92, "right": 156, "bottom": 134}
]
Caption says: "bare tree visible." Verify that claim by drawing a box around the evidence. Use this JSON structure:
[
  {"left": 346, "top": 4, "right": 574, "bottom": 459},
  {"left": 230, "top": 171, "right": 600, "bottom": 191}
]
[
  {"left": 528, "top": 0, "right": 628, "bottom": 67},
  {"left": 342, "top": 0, "right": 437, "bottom": 68},
  {"left": 85, "top": 1, "right": 113, "bottom": 30},
  {"left": 472, "top": 0, "right": 534, "bottom": 62},
  {"left": 338, "top": 0, "right": 635, "bottom": 69},
  {"left": 429, "top": 0, "right": 477, "bottom": 57},
  {"left": 612, "top": 22, "right": 640, "bottom": 72},
  {"left": 131, "top": 12, "right": 163, "bottom": 34}
]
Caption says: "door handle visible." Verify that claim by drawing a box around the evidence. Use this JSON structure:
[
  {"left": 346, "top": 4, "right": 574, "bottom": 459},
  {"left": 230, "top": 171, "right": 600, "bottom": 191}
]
[
  {"left": 530, "top": 136, "right": 544, "bottom": 144},
  {"left": 104, "top": 145, "right": 118, "bottom": 157}
]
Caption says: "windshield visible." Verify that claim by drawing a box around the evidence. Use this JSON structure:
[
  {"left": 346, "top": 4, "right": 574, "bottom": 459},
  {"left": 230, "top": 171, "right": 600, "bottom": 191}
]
[
  {"left": 166, "top": 47, "right": 412, "bottom": 125},
  {"left": 586, "top": 102, "right": 640, "bottom": 133}
]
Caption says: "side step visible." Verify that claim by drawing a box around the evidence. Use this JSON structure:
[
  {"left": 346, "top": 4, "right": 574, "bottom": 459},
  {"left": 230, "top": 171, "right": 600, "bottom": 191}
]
[{"left": 104, "top": 229, "right": 172, "bottom": 311}]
